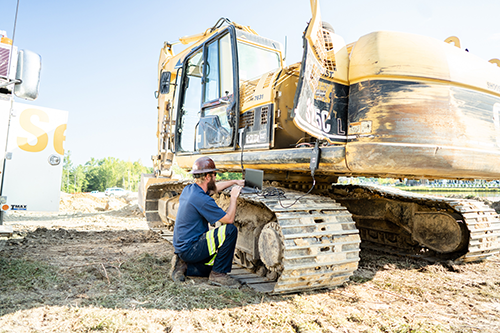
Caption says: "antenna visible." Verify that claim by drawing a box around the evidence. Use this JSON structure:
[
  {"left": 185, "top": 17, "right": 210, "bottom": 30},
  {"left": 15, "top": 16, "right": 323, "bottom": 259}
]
[{"left": 283, "top": 36, "right": 287, "bottom": 62}]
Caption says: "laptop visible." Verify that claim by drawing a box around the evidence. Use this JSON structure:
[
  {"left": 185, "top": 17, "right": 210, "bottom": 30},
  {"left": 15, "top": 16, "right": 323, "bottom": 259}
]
[{"left": 240, "top": 169, "right": 263, "bottom": 194}]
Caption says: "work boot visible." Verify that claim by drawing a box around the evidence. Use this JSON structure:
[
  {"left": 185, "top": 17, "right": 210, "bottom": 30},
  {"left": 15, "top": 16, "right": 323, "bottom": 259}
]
[
  {"left": 170, "top": 254, "right": 187, "bottom": 282},
  {"left": 209, "top": 271, "right": 240, "bottom": 288}
]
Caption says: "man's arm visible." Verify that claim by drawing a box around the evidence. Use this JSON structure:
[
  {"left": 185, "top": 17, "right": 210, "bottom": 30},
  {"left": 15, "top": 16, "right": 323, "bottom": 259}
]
[
  {"left": 219, "top": 185, "right": 242, "bottom": 224},
  {"left": 216, "top": 179, "right": 245, "bottom": 193}
]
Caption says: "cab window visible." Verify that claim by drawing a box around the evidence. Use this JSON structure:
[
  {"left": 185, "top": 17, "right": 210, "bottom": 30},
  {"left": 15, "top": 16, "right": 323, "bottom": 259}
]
[
  {"left": 178, "top": 50, "right": 202, "bottom": 152},
  {"left": 237, "top": 42, "right": 280, "bottom": 81},
  {"left": 176, "top": 31, "right": 237, "bottom": 152}
]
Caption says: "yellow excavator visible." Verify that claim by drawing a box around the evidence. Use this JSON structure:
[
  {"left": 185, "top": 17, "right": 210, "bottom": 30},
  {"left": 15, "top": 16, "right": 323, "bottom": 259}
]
[{"left": 139, "top": 0, "right": 500, "bottom": 294}]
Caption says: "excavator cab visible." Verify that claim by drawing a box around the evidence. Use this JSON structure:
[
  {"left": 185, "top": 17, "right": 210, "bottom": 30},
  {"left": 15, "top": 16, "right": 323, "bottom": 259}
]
[
  {"left": 176, "top": 28, "right": 237, "bottom": 153},
  {"left": 173, "top": 24, "right": 284, "bottom": 155}
]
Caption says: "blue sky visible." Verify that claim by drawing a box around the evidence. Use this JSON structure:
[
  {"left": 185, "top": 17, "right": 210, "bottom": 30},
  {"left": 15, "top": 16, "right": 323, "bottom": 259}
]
[{"left": 2, "top": 0, "right": 499, "bottom": 166}]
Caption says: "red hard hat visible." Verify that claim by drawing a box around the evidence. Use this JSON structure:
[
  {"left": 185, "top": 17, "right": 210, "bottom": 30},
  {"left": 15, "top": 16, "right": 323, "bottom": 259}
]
[{"left": 190, "top": 156, "right": 219, "bottom": 174}]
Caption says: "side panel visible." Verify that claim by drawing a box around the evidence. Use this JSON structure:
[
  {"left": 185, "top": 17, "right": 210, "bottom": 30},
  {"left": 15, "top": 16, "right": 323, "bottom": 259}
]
[
  {"left": 1, "top": 103, "right": 68, "bottom": 211},
  {"left": 293, "top": 66, "right": 349, "bottom": 143},
  {"left": 174, "top": 145, "right": 349, "bottom": 174},
  {"left": 346, "top": 31, "right": 500, "bottom": 180},
  {"left": 346, "top": 80, "right": 500, "bottom": 179},
  {"left": 239, "top": 104, "right": 274, "bottom": 149},
  {"left": 292, "top": 0, "right": 349, "bottom": 144}
]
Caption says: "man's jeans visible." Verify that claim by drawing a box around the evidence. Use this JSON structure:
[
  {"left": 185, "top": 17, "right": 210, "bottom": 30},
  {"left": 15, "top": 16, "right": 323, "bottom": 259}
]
[{"left": 177, "top": 224, "right": 238, "bottom": 276}]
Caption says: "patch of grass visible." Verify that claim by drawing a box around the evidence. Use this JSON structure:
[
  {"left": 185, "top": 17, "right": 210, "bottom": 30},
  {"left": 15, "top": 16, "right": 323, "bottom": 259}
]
[
  {"left": 346, "top": 313, "right": 364, "bottom": 323},
  {"left": 88, "top": 318, "right": 114, "bottom": 331},
  {"left": 293, "top": 319, "right": 323, "bottom": 332},
  {"left": 0, "top": 257, "right": 62, "bottom": 316},
  {"left": 71, "top": 310, "right": 148, "bottom": 332},
  {"left": 0, "top": 257, "right": 60, "bottom": 291},
  {"left": 80, "top": 253, "right": 258, "bottom": 311},
  {"left": 350, "top": 275, "right": 371, "bottom": 283}
]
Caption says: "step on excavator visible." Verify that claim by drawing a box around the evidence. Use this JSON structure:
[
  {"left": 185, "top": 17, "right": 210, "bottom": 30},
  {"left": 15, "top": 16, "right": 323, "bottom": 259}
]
[{"left": 139, "top": 0, "right": 500, "bottom": 294}]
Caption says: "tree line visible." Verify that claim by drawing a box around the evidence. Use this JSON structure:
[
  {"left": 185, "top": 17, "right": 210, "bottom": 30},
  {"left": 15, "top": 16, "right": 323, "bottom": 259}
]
[{"left": 61, "top": 151, "right": 153, "bottom": 193}]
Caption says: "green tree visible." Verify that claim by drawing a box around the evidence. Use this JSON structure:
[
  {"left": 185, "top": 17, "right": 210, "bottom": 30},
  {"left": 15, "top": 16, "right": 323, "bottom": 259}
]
[
  {"left": 97, "top": 157, "right": 122, "bottom": 189},
  {"left": 61, "top": 155, "right": 153, "bottom": 193},
  {"left": 73, "top": 165, "right": 88, "bottom": 193},
  {"left": 82, "top": 158, "right": 101, "bottom": 191},
  {"left": 61, "top": 151, "right": 73, "bottom": 193},
  {"left": 217, "top": 172, "right": 242, "bottom": 180}
]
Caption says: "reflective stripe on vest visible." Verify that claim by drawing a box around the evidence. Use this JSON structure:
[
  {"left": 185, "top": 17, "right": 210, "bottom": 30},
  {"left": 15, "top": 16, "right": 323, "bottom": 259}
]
[{"left": 205, "top": 224, "right": 227, "bottom": 266}]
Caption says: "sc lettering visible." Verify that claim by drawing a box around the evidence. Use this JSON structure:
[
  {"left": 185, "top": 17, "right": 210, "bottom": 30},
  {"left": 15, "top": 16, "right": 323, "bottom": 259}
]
[{"left": 17, "top": 108, "right": 66, "bottom": 154}]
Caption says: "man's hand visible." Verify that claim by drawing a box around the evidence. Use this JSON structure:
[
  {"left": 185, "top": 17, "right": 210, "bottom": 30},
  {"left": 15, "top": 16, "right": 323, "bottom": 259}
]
[
  {"left": 220, "top": 184, "right": 242, "bottom": 224},
  {"left": 230, "top": 185, "right": 242, "bottom": 200}
]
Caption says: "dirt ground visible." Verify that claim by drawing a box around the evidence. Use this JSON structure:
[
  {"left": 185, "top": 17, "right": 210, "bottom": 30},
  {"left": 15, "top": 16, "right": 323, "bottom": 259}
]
[{"left": 0, "top": 193, "right": 499, "bottom": 332}]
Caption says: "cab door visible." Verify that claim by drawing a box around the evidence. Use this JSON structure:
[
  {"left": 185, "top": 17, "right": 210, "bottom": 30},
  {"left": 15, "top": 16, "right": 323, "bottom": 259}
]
[{"left": 175, "top": 28, "right": 239, "bottom": 154}]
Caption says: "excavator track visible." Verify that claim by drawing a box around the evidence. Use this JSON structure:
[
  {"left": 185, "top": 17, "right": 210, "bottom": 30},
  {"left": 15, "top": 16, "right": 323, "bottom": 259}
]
[
  {"left": 224, "top": 189, "right": 361, "bottom": 294},
  {"left": 143, "top": 181, "right": 361, "bottom": 294},
  {"left": 328, "top": 184, "right": 500, "bottom": 262}
]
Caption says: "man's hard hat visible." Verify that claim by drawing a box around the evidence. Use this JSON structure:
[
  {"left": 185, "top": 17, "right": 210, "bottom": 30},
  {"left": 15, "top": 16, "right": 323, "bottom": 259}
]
[{"left": 190, "top": 156, "right": 219, "bottom": 174}]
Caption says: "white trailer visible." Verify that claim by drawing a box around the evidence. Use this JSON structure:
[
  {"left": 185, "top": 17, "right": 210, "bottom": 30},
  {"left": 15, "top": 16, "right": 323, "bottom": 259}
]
[{"left": 0, "top": 31, "right": 68, "bottom": 235}]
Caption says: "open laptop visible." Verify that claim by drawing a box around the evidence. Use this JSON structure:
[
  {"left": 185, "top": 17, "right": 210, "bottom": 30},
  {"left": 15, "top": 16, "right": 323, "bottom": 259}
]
[{"left": 240, "top": 168, "right": 263, "bottom": 194}]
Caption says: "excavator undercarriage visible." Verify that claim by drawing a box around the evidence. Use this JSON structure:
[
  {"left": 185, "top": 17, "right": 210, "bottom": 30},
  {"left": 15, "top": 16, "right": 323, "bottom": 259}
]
[
  {"left": 328, "top": 185, "right": 500, "bottom": 262},
  {"left": 141, "top": 178, "right": 500, "bottom": 294}
]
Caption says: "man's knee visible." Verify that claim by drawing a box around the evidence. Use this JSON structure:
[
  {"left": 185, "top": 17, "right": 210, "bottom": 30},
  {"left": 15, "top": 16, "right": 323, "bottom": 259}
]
[
  {"left": 225, "top": 223, "right": 237, "bottom": 237},
  {"left": 219, "top": 224, "right": 237, "bottom": 246}
]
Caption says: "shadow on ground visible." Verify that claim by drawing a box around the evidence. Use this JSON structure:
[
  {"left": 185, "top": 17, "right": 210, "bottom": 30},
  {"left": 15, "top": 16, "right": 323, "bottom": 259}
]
[{"left": 0, "top": 226, "right": 456, "bottom": 318}]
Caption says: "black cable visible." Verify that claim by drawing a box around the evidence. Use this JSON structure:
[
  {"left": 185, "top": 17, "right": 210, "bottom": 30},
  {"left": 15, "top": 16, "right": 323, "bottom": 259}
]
[
  {"left": 257, "top": 176, "right": 317, "bottom": 209},
  {"left": 258, "top": 141, "right": 319, "bottom": 208},
  {"left": 240, "top": 126, "right": 248, "bottom": 173},
  {"left": 277, "top": 176, "right": 316, "bottom": 209},
  {"left": 210, "top": 18, "right": 232, "bottom": 32},
  {"left": 260, "top": 187, "right": 284, "bottom": 198}
]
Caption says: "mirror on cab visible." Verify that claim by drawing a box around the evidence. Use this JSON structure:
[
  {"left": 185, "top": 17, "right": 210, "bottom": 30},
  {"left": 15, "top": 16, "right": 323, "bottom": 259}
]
[{"left": 14, "top": 49, "right": 41, "bottom": 101}]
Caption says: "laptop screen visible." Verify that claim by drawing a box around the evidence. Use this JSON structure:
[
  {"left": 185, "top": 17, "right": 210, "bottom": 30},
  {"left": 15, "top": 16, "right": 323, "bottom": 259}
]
[{"left": 244, "top": 169, "right": 263, "bottom": 190}]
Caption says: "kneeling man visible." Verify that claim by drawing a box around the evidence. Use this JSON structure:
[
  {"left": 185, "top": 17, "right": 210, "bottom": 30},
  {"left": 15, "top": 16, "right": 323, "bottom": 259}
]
[{"left": 171, "top": 156, "right": 244, "bottom": 287}]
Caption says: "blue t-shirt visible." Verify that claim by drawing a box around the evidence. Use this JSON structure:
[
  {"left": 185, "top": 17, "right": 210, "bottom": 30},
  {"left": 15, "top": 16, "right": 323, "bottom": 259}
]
[{"left": 173, "top": 183, "right": 227, "bottom": 253}]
